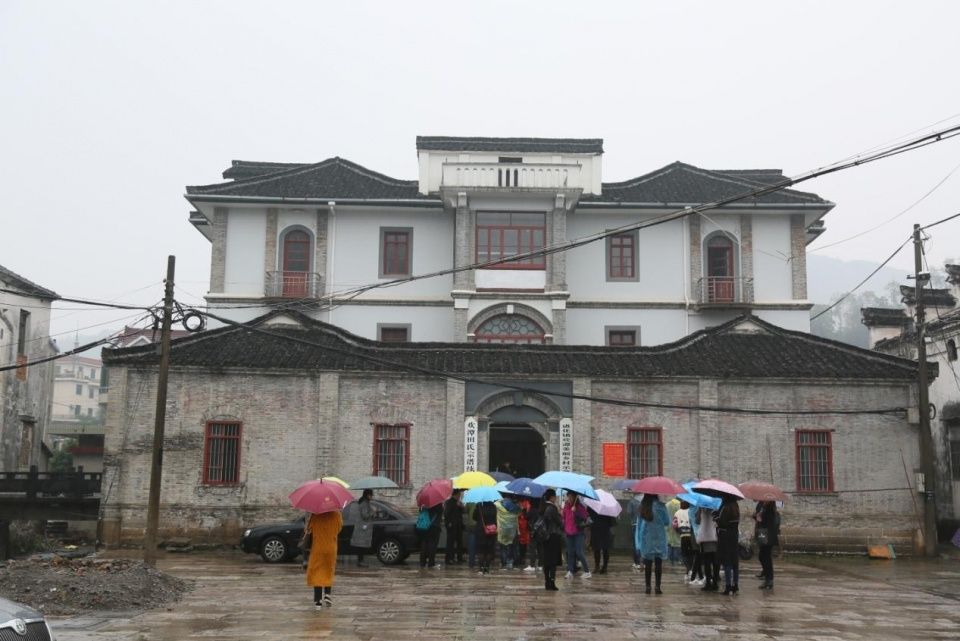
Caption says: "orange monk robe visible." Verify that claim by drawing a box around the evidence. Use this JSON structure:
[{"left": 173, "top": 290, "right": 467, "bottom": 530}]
[{"left": 305, "top": 511, "right": 343, "bottom": 587}]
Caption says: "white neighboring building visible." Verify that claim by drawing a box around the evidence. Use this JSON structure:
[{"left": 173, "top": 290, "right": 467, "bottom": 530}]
[
  {"left": 52, "top": 354, "right": 101, "bottom": 421},
  {"left": 0, "top": 265, "right": 58, "bottom": 471},
  {"left": 185, "top": 137, "right": 834, "bottom": 344}
]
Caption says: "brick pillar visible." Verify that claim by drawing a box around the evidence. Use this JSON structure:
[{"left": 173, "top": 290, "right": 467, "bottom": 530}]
[
  {"left": 689, "top": 216, "right": 702, "bottom": 301},
  {"left": 209, "top": 207, "right": 228, "bottom": 293},
  {"left": 551, "top": 306, "right": 566, "bottom": 345},
  {"left": 790, "top": 214, "right": 808, "bottom": 300},
  {"left": 445, "top": 379, "right": 466, "bottom": 476},
  {"left": 316, "top": 373, "right": 340, "bottom": 476},
  {"left": 739, "top": 214, "right": 754, "bottom": 303},
  {"left": 453, "top": 193, "right": 473, "bottom": 290},
  {"left": 315, "top": 209, "right": 329, "bottom": 294},
  {"left": 548, "top": 194, "right": 567, "bottom": 291},
  {"left": 697, "top": 379, "right": 719, "bottom": 478},
  {"left": 572, "top": 377, "right": 592, "bottom": 473},
  {"left": 264, "top": 208, "right": 278, "bottom": 276},
  {"left": 100, "top": 365, "right": 128, "bottom": 547}
]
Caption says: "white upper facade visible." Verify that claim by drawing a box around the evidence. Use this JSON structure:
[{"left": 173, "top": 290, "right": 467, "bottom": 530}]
[{"left": 185, "top": 136, "right": 834, "bottom": 346}]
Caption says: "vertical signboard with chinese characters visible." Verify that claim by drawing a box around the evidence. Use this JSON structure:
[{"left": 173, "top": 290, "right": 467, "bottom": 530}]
[
  {"left": 464, "top": 417, "right": 479, "bottom": 472},
  {"left": 559, "top": 418, "right": 573, "bottom": 471}
]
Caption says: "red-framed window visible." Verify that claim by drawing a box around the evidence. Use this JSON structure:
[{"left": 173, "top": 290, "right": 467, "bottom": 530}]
[
  {"left": 203, "top": 421, "right": 242, "bottom": 485},
  {"left": 474, "top": 314, "right": 546, "bottom": 344},
  {"left": 796, "top": 430, "right": 833, "bottom": 492},
  {"left": 373, "top": 423, "right": 410, "bottom": 486},
  {"left": 381, "top": 230, "right": 411, "bottom": 276},
  {"left": 608, "top": 329, "right": 637, "bottom": 346},
  {"left": 476, "top": 212, "right": 546, "bottom": 269},
  {"left": 608, "top": 233, "right": 636, "bottom": 279},
  {"left": 705, "top": 235, "right": 736, "bottom": 303},
  {"left": 627, "top": 427, "right": 662, "bottom": 478}
]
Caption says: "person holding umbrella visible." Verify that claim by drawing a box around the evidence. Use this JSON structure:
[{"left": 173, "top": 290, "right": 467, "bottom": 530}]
[
  {"left": 444, "top": 489, "right": 465, "bottom": 565},
  {"left": 694, "top": 505, "right": 720, "bottom": 592},
  {"left": 288, "top": 479, "right": 351, "bottom": 608},
  {"left": 755, "top": 500, "right": 779, "bottom": 589},
  {"left": 636, "top": 494, "right": 670, "bottom": 594},
  {"left": 717, "top": 496, "right": 741, "bottom": 595},
  {"left": 418, "top": 501, "right": 444, "bottom": 569},
  {"left": 561, "top": 492, "right": 592, "bottom": 579},
  {"left": 350, "top": 489, "right": 376, "bottom": 567},
  {"left": 539, "top": 488, "right": 563, "bottom": 591},
  {"left": 473, "top": 499, "right": 498, "bottom": 575}
]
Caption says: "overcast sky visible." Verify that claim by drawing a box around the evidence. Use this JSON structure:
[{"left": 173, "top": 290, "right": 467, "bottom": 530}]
[{"left": 2, "top": 1, "right": 959, "bottom": 342}]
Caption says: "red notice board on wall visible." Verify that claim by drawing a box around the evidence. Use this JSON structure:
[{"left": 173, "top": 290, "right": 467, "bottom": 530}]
[{"left": 602, "top": 442, "right": 626, "bottom": 477}]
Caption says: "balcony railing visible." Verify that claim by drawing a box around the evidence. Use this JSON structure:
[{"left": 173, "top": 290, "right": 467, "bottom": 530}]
[
  {"left": 265, "top": 271, "right": 324, "bottom": 299},
  {"left": 697, "top": 277, "right": 753, "bottom": 306},
  {"left": 441, "top": 162, "right": 582, "bottom": 190}
]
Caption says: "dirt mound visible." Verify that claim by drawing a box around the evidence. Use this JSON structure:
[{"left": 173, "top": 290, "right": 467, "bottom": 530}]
[{"left": 0, "top": 555, "right": 192, "bottom": 615}]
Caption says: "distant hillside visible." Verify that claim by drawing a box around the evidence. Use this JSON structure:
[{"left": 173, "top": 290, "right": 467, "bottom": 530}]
[{"left": 806, "top": 253, "right": 909, "bottom": 304}]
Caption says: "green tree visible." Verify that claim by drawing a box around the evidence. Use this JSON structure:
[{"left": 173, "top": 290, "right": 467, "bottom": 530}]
[{"left": 49, "top": 438, "right": 76, "bottom": 472}]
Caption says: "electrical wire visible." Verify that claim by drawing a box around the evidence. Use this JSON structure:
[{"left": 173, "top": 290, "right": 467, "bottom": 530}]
[
  {"left": 185, "top": 307, "right": 907, "bottom": 417},
  {"left": 810, "top": 237, "right": 912, "bottom": 322},
  {"left": 0, "top": 287, "right": 153, "bottom": 311},
  {"left": 0, "top": 320, "right": 153, "bottom": 372},
  {"left": 920, "top": 210, "right": 960, "bottom": 231}
]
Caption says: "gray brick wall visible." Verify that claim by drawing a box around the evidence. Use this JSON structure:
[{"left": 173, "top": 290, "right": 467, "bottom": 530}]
[
  {"left": 101, "top": 363, "right": 922, "bottom": 553},
  {"left": 791, "top": 214, "right": 808, "bottom": 300}
]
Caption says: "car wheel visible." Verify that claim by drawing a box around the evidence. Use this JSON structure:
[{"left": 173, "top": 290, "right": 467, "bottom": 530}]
[
  {"left": 260, "top": 536, "right": 289, "bottom": 563},
  {"left": 377, "top": 537, "right": 404, "bottom": 565}
]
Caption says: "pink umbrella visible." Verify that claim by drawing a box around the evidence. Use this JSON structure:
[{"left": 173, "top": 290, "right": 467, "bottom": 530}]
[
  {"left": 738, "top": 481, "right": 788, "bottom": 503},
  {"left": 692, "top": 478, "right": 746, "bottom": 500},
  {"left": 416, "top": 478, "right": 453, "bottom": 508},
  {"left": 289, "top": 479, "right": 354, "bottom": 514},
  {"left": 629, "top": 476, "right": 686, "bottom": 496},
  {"left": 581, "top": 489, "right": 623, "bottom": 518}
]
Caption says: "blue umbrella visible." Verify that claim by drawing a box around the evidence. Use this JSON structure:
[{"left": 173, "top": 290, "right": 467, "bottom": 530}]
[
  {"left": 533, "top": 471, "right": 598, "bottom": 500},
  {"left": 504, "top": 477, "right": 546, "bottom": 498},
  {"left": 488, "top": 471, "right": 515, "bottom": 482},
  {"left": 677, "top": 492, "right": 721, "bottom": 510},
  {"left": 609, "top": 479, "right": 640, "bottom": 491},
  {"left": 493, "top": 480, "right": 511, "bottom": 492},
  {"left": 463, "top": 486, "right": 503, "bottom": 503},
  {"left": 681, "top": 482, "right": 721, "bottom": 510}
]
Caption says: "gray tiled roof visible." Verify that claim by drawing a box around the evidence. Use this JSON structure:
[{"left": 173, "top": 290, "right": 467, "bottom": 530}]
[
  {"left": 0, "top": 264, "right": 58, "bottom": 299},
  {"left": 899, "top": 285, "right": 957, "bottom": 308},
  {"left": 103, "top": 312, "right": 917, "bottom": 381},
  {"left": 581, "top": 162, "right": 830, "bottom": 206},
  {"left": 416, "top": 136, "right": 604, "bottom": 154},
  {"left": 187, "top": 157, "right": 434, "bottom": 201},
  {"left": 861, "top": 307, "right": 910, "bottom": 327},
  {"left": 188, "top": 158, "right": 830, "bottom": 207}
]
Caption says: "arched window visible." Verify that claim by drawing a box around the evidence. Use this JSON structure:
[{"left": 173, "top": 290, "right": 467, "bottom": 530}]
[
  {"left": 948, "top": 339, "right": 958, "bottom": 362},
  {"left": 474, "top": 314, "right": 545, "bottom": 344},
  {"left": 705, "top": 234, "right": 737, "bottom": 302},
  {"left": 281, "top": 229, "right": 312, "bottom": 297}
]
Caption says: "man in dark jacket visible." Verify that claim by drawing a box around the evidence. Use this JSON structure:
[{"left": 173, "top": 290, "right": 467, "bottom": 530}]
[{"left": 444, "top": 489, "right": 465, "bottom": 564}]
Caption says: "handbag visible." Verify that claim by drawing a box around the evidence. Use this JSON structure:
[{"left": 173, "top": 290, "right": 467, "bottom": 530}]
[
  {"left": 574, "top": 514, "right": 592, "bottom": 530},
  {"left": 756, "top": 527, "right": 770, "bottom": 546},
  {"left": 479, "top": 510, "right": 497, "bottom": 536}
]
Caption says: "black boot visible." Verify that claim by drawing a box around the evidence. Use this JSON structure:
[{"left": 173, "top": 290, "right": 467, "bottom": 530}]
[
  {"left": 654, "top": 559, "right": 663, "bottom": 594},
  {"left": 644, "top": 561, "right": 652, "bottom": 594}
]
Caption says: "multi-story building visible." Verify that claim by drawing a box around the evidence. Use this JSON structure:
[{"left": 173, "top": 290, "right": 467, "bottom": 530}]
[
  {"left": 48, "top": 353, "right": 104, "bottom": 474},
  {"left": 0, "top": 265, "right": 58, "bottom": 471},
  {"left": 186, "top": 137, "right": 833, "bottom": 344},
  {"left": 863, "top": 265, "right": 960, "bottom": 534}
]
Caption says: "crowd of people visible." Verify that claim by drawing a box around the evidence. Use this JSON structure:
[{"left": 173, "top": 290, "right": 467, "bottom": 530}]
[{"left": 300, "top": 487, "right": 780, "bottom": 607}]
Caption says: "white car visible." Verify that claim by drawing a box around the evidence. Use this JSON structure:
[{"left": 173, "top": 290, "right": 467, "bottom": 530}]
[{"left": 0, "top": 596, "right": 56, "bottom": 640}]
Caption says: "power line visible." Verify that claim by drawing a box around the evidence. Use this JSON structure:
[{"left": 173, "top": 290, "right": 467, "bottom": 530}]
[
  {"left": 0, "top": 321, "right": 153, "bottom": 372},
  {"left": 810, "top": 237, "right": 912, "bottom": 322},
  {"left": 0, "top": 287, "right": 153, "bottom": 311},
  {"left": 187, "top": 306, "right": 907, "bottom": 417},
  {"left": 920, "top": 210, "right": 960, "bottom": 231}
]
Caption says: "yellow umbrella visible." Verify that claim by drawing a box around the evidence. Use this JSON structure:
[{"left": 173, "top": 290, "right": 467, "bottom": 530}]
[
  {"left": 452, "top": 471, "right": 496, "bottom": 489},
  {"left": 321, "top": 476, "right": 350, "bottom": 488}
]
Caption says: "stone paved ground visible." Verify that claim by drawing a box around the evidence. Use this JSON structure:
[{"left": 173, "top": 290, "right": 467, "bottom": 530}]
[{"left": 49, "top": 551, "right": 960, "bottom": 640}]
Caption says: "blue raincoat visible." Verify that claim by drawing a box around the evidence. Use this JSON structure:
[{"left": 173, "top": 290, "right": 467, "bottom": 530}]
[{"left": 635, "top": 500, "right": 671, "bottom": 560}]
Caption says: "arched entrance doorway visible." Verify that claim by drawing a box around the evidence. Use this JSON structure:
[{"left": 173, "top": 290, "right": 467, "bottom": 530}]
[
  {"left": 486, "top": 404, "right": 548, "bottom": 478},
  {"left": 489, "top": 423, "right": 546, "bottom": 479}
]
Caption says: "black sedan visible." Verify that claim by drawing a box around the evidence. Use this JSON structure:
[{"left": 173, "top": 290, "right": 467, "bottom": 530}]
[{"left": 240, "top": 498, "right": 421, "bottom": 565}]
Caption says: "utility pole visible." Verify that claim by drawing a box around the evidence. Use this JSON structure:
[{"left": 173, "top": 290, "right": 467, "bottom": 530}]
[
  {"left": 912, "top": 224, "right": 937, "bottom": 557},
  {"left": 144, "top": 256, "right": 175, "bottom": 566}
]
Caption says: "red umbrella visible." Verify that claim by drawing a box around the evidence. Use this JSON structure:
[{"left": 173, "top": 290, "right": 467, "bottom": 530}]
[
  {"left": 738, "top": 481, "right": 788, "bottom": 503},
  {"left": 289, "top": 479, "right": 354, "bottom": 514},
  {"left": 416, "top": 478, "right": 453, "bottom": 508},
  {"left": 692, "top": 478, "right": 746, "bottom": 500},
  {"left": 629, "top": 476, "right": 686, "bottom": 496}
]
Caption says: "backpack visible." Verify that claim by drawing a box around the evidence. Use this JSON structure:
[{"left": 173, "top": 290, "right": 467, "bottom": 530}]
[
  {"left": 531, "top": 516, "right": 550, "bottom": 543},
  {"left": 416, "top": 508, "right": 435, "bottom": 532}
]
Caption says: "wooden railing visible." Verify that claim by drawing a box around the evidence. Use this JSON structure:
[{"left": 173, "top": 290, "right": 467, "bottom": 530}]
[{"left": 0, "top": 465, "right": 102, "bottom": 499}]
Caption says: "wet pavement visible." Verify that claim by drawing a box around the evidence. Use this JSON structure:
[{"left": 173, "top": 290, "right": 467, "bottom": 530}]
[{"left": 49, "top": 551, "right": 960, "bottom": 640}]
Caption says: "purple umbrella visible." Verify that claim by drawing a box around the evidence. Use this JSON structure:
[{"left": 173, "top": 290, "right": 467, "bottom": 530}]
[
  {"left": 581, "top": 489, "right": 622, "bottom": 517},
  {"left": 692, "top": 478, "right": 746, "bottom": 500}
]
